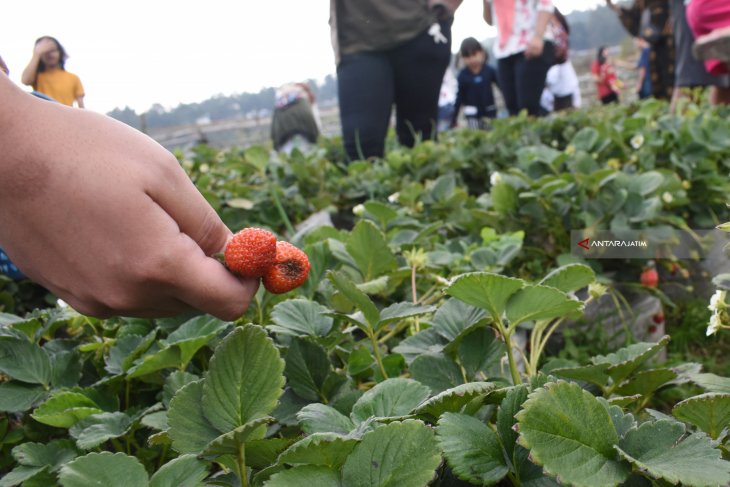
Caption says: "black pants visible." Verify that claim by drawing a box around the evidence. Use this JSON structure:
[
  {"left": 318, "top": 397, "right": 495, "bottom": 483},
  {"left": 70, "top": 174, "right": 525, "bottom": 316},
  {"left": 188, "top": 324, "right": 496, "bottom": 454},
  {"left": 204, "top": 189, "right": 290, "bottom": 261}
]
[
  {"left": 601, "top": 92, "right": 619, "bottom": 104},
  {"left": 337, "top": 21, "right": 452, "bottom": 161},
  {"left": 497, "top": 43, "right": 556, "bottom": 116}
]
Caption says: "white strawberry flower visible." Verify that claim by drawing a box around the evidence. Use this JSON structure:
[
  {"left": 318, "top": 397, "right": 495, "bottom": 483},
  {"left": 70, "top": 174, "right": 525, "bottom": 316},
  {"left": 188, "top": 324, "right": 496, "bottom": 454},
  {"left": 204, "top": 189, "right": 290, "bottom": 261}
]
[
  {"left": 630, "top": 134, "right": 644, "bottom": 150},
  {"left": 707, "top": 312, "right": 723, "bottom": 336},
  {"left": 490, "top": 172, "right": 502, "bottom": 186},
  {"left": 662, "top": 192, "right": 674, "bottom": 204},
  {"left": 709, "top": 290, "right": 727, "bottom": 312},
  {"left": 388, "top": 192, "right": 400, "bottom": 204},
  {"left": 353, "top": 204, "right": 365, "bottom": 216}
]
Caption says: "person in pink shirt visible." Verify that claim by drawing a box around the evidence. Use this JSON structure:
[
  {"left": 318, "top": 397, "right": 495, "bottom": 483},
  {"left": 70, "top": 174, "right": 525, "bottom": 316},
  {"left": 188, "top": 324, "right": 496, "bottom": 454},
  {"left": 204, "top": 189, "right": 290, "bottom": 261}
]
[
  {"left": 686, "top": 0, "right": 730, "bottom": 104},
  {"left": 482, "top": 0, "right": 556, "bottom": 116}
]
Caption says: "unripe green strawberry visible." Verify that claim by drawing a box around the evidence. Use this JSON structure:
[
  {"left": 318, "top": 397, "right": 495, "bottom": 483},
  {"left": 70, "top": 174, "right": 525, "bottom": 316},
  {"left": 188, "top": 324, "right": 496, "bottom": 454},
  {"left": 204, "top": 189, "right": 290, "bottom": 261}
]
[
  {"left": 262, "top": 241, "right": 310, "bottom": 294},
  {"left": 224, "top": 227, "right": 277, "bottom": 278}
]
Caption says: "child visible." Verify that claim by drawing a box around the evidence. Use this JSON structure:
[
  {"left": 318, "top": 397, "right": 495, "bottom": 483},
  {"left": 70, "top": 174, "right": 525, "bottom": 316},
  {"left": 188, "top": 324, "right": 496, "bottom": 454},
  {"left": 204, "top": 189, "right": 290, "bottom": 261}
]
[
  {"left": 451, "top": 37, "right": 500, "bottom": 129},
  {"left": 21, "top": 36, "right": 85, "bottom": 108}
]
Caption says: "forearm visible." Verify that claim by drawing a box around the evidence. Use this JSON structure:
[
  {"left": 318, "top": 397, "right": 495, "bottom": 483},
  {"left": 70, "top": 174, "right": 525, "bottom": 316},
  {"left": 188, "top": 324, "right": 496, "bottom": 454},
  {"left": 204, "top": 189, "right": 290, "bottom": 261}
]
[
  {"left": 483, "top": 0, "right": 493, "bottom": 25},
  {"left": 76, "top": 96, "right": 85, "bottom": 109},
  {"left": 20, "top": 55, "right": 41, "bottom": 86},
  {"left": 533, "top": 10, "right": 552, "bottom": 39}
]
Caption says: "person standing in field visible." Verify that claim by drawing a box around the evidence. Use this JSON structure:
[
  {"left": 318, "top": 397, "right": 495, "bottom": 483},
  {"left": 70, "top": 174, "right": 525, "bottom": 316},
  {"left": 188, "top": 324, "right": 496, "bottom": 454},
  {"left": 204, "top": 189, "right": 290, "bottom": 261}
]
[
  {"left": 482, "top": 0, "right": 557, "bottom": 117},
  {"left": 605, "top": 0, "right": 674, "bottom": 101},
  {"left": 21, "top": 36, "right": 85, "bottom": 108},
  {"left": 330, "top": 0, "right": 462, "bottom": 161}
]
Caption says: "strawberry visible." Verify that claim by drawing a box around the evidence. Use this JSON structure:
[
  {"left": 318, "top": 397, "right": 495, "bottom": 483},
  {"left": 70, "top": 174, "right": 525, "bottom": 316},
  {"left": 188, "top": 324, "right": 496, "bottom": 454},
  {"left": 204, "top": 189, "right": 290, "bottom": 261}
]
[
  {"left": 262, "top": 241, "right": 310, "bottom": 294},
  {"left": 224, "top": 227, "right": 277, "bottom": 278},
  {"left": 652, "top": 312, "right": 665, "bottom": 324},
  {"left": 640, "top": 267, "right": 659, "bottom": 288}
]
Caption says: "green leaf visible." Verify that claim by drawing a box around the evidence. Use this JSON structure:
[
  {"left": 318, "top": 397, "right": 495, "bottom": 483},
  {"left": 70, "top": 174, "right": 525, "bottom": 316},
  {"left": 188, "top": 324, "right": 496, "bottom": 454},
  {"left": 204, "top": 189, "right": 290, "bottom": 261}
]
[
  {"left": 31, "top": 391, "right": 103, "bottom": 428},
  {"left": 49, "top": 349, "right": 82, "bottom": 389},
  {"left": 614, "top": 368, "right": 677, "bottom": 397},
  {"left": 427, "top": 298, "right": 488, "bottom": 342},
  {"left": 278, "top": 433, "right": 358, "bottom": 469},
  {"left": 491, "top": 181, "right": 518, "bottom": 215},
  {"left": 571, "top": 127, "right": 599, "bottom": 151},
  {"left": 391, "top": 328, "right": 447, "bottom": 365},
  {"left": 410, "top": 352, "right": 463, "bottom": 394},
  {"left": 203, "top": 325, "right": 285, "bottom": 432},
  {"left": 688, "top": 373, "right": 730, "bottom": 393},
  {"left": 346, "top": 220, "right": 397, "bottom": 281},
  {"left": 327, "top": 271, "right": 380, "bottom": 331},
  {"left": 245, "top": 145, "right": 270, "bottom": 172},
  {"left": 506, "top": 285, "right": 583, "bottom": 327},
  {"left": 437, "top": 413, "right": 509, "bottom": 485},
  {"left": 457, "top": 327, "right": 505, "bottom": 380},
  {"left": 167, "top": 381, "right": 220, "bottom": 454},
  {"left": 377, "top": 302, "right": 436, "bottom": 330},
  {"left": 246, "top": 438, "right": 295, "bottom": 469},
  {"left": 615, "top": 420, "right": 730, "bottom": 486},
  {"left": 591, "top": 336, "right": 670, "bottom": 385},
  {"left": 162, "top": 370, "right": 199, "bottom": 408},
  {"left": 673, "top": 393, "right": 730, "bottom": 440},
  {"left": 539, "top": 264, "right": 596, "bottom": 293},
  {"left": 341, "top": 420, "right": 441, "bottom": 487},
  {"left": 105, "top": 333, "right": 155, "bottom": 375},
  {"left": 551, "top": 363, "right": 611, "bottom": 387},
  {"left": 11, "top": 439, "right": 78, "bottom": 471},
  {"left": 445, "top": 272, "right": 524, "bottom": 320},
  {"left": 266, "top": 465, "right": 341, "bottom": 487},
  {"left": 0, "top": 382, "right": 47, "bottom": 412},
  {"left": 69, "top": 412, "right": 133, "bottom": 450},
  {"left": 627, "top": 171, "right": 663, "bottom": 196},
  {"left": 202, "top": 417, "right": 271, "bottom": 456},
  {"left": 161, "top": 315, "right": 229, "bottom": 366},
  {"left": 149, "top": 454, "right": 209, "bottom": 487},
  {"left": 126, "top": 347, "right": 182, "bottom": 379},
  {"left": 516, "top": 381, "right": 630, "bottom": 486},
  {"left": 0, "top": 337, "right": 51, "bottom": 386},
  {"left": 350, "top": 378, "right": 430, "bottom": 423},
  {"left": 496, "top": 384, "right": 529, "bottom": 460},
  {"left": 297, "top": 403, "right": 355, "bottom": 435},
  {"left": 414, "top": 382, "right": 498, "bottom": 419},
  {"left": 0, "top": 466, "right": 48, "bottom": 487},
  {"left": 284, "top": 338, "right": 332, "bottom": 402},
  {"left": 59, "top": 452, "right": 148, "bottom": 487},
  {"left": 141, "top": 411, "right": 168, "bottom": 431},
  {"left": 269, "top": 299, "right": 333, "bottom": 337}
]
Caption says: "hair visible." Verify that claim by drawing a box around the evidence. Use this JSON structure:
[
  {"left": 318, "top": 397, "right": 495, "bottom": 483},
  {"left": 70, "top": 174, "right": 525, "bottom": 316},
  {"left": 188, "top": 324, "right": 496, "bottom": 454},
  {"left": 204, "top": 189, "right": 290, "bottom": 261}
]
[
  {"left": 35, "top": 36, "right": 67, "bottom": 71},
  {"left": 554, "top": 7, "right": 570, "bottom": 34},
  {"left": 459, "top": 37, "right": 486, "bottom": 59},
  {"left": 597, "top": 46, "right": 607, "bottom": 65}
]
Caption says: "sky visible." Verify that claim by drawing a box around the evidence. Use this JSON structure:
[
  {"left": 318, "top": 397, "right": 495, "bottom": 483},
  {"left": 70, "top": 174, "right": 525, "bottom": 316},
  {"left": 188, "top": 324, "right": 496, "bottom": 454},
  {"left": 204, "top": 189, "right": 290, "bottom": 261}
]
[{"left": 1, "top": 0, "right": 604, "bottom": 114}]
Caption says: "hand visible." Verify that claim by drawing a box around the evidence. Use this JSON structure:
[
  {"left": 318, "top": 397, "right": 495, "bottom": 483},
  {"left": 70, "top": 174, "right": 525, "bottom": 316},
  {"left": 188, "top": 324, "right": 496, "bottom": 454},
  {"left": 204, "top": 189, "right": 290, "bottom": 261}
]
[
  {"left": 0, "top": 78, "right": 258, "bottom": 320},
  {"left": 525, "top": 36, "right": 545, "bottom": 59},
  {"left": 34, "top": 38, "right": 57, "bottom": 57}
]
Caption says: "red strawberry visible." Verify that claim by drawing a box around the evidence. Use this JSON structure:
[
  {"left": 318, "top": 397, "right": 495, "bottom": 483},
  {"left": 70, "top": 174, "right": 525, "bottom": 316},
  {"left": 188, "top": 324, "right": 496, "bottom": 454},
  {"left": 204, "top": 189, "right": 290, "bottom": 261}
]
[
  {"left": 262, "top": 241, "right": 311, "bottom": 294},
  {"left": 224, "top": 228, "right": 277, "bottom": 278},
  {"left": 640, "top": 267, "right": 659, "bottom": 288},
  {"left": 652, "top": 312, "right": 665, "bottom": 324}
]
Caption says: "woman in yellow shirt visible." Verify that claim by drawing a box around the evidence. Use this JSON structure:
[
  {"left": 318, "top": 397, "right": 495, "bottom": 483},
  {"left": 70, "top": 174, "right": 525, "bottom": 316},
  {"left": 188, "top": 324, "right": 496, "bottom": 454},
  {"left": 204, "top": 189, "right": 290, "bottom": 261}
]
[{"left": 21, "top": 36, "right": 85, "bottom": 108}]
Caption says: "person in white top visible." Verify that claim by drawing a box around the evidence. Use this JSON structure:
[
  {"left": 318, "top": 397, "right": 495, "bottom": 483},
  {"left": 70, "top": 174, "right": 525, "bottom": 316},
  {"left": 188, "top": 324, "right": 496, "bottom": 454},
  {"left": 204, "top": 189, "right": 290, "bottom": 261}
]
[{"left": 483, "top": 0, "right": 556, "bottom": 116}]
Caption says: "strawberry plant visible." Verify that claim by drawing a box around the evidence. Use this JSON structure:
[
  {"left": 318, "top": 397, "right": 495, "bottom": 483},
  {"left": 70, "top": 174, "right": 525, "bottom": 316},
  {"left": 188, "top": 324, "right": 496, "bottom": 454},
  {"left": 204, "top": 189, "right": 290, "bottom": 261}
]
[{"left": 2, "top": 100, "right": 730, "bottom": 486}]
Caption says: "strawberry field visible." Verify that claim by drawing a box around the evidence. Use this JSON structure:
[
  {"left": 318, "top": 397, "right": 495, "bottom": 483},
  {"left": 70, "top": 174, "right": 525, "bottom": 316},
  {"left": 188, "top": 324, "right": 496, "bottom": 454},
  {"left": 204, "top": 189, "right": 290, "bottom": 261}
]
[{"left": 3, "top": 99, "right": 730, "bottom": 486}]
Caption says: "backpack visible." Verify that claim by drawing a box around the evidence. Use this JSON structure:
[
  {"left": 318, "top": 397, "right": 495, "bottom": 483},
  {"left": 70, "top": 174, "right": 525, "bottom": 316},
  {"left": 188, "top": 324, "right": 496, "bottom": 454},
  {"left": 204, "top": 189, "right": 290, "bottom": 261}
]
[{"left": 550, "top": 8, "right": 570, "bottom": 64}]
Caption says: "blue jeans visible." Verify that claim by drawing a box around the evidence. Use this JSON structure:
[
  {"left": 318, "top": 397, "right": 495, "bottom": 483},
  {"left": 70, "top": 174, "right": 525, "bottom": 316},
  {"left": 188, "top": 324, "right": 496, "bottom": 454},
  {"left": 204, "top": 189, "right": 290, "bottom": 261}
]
[{"left": 337, "top": 20, "right": 452, "bottom": 160}]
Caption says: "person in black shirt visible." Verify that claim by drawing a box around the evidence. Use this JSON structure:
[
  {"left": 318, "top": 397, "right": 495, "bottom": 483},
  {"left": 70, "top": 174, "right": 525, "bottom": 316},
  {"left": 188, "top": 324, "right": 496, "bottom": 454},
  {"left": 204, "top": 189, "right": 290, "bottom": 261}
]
[{"left": 451, "top": 37, "right": 501, "bottom": 129}]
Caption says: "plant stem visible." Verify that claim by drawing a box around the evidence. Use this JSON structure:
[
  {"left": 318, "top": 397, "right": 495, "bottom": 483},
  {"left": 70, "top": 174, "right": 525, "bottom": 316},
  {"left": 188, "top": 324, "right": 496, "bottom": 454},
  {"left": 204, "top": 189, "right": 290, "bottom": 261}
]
[
  {"left": 369, "top": 330, "right": 389, "bottom": 379},
  {"left": 237, "top": 443, "right": 248, "bottom": 487},
  {"left": 496, "top": 318, "right": 522, "bottom": 385},
  {"left": 378, "top": 320, "right": 410, "bottom": 344},
  {"left": 267, "top": 178, "right": 295, "bottom": 236},
  {"left": 411, "top": 265, "right": 421, "bottom": 332}
]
